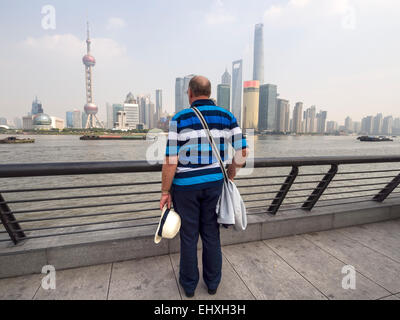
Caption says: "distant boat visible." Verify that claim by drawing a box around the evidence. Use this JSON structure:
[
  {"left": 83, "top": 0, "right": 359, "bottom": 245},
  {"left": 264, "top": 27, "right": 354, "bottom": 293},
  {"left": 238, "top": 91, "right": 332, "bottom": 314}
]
[
  {"left": 80, "top": 135, "right": 147, "bottom": 141},
  {"left": 357, "top": 136, "right": 393, "bottom": 142},
  {"left": 0, "top": 136, "right": 35, "bottom": 144}
]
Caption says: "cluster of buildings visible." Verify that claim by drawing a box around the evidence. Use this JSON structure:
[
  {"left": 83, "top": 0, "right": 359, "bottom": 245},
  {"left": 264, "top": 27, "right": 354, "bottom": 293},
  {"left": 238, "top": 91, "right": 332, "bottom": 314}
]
[
  {"left": 175, "top": 23, "right": 328, "bottom": 134},
  {"left": 327, "top": 114, "right": 400, "bottom": 135}
]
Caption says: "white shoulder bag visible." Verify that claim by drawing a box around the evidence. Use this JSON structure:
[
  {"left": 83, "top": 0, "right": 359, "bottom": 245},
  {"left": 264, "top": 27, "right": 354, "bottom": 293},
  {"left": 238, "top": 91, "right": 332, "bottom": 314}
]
[{"left": 192, "top": 106, "right": 247, "bottom": 231}]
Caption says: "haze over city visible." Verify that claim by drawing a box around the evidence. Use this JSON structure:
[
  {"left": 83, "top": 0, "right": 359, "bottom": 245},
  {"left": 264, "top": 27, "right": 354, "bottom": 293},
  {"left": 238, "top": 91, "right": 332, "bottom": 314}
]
[{"left": 0, "top": 0, "right": 399, "bottom": 124}]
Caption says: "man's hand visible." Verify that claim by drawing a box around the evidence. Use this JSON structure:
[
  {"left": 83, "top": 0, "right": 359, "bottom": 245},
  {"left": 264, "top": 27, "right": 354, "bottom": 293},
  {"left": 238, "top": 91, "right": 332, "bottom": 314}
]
[{"left": 160, "top": 192, "right": 172, "bottom": 210}]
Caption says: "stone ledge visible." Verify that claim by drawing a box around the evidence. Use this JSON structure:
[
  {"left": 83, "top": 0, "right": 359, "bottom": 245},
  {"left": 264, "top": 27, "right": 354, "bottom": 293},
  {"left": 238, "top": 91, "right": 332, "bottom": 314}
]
[{"left": 1, "top": 197, "right": 399, "bottom": 279}]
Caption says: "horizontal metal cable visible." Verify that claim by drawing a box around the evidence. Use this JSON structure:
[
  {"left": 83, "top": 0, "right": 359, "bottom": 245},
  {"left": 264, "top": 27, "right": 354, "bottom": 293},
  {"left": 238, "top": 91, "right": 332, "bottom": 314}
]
[
  {"left": 14, "top": 222, "right": 159, "bottom": 241},
  {"left": 241, "top": 190, "right": 281, "bottom": 196},
  {"left": 4, "top": 199, "right": 159, "bottom": 215},
  {"left": 1, "top": 190, "right": 160, "bottom": 205},
  {"left": 326, "top": 182, "right": 387, "bottom": 189},
  {"left": 0, "top": 180, "right": 162, "bottom": 194},
  {"left": 336, "top": 169, "right": 400, "bottom": 175},
  {"left": 332, "top": 175, "right": 395, "bottom": 182},
  {"left": 237, "top": 182, "right": 289, "bottom": 188},
  {"left": 311, "top": 193, "right": 376, "bottom": 202},
  {"left": 322, "top": 188, "right": 380, "bottom": 196},
  {"left": 19, "top": 215, "right": 160, "bottom": 233},
  {"left": 9, "top": 209, "right": 160, "bottom": 224}
]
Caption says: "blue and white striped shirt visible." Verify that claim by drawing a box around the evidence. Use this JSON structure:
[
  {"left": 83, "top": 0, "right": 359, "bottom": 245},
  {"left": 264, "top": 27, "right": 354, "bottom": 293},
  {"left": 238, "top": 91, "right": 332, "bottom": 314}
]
[{"left": 166, "top": 99, "right": 247, "bottom": 190}]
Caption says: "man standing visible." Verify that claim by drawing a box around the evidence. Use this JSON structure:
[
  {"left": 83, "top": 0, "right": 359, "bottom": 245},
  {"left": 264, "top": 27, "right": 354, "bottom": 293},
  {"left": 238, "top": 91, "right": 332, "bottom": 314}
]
[{"left": 159, "top": 75, "right": 248, "bottom": 298}]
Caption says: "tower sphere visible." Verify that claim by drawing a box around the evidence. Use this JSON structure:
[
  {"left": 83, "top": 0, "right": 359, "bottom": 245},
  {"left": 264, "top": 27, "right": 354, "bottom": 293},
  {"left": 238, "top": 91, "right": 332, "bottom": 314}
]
[
  {"left": 84, "top": 103, "right": 98, "bottom": 115},
  {"left": 83, "top": 54, "right": 96, "bottom": 67}
]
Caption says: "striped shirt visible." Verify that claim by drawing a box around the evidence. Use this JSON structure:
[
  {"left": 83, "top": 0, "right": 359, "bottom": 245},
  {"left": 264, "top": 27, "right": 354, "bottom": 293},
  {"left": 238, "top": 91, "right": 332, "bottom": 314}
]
[{"left": 165, "top": 99, "right": 247, "bottom": 190}]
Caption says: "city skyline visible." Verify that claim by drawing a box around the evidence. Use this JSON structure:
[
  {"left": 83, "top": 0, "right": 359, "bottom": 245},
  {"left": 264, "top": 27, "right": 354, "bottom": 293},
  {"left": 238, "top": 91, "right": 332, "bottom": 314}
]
[{"left": 1, "top": 0, "right": 400, "bottom": 123}]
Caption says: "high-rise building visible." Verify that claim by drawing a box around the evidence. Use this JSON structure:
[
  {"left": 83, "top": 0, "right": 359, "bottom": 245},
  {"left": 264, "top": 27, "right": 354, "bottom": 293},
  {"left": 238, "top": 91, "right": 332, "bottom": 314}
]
[
  {"left": 217, "top": 84, "right": 230, "bottom": 111},
  {"left": 353, "top": 121, "right": 361, "bottom": 134},
  {"left": 124, "top": 103, "right": 139, "bottom": 130},
  {"left": 0, "top": 117, "right": 7, "bottom": 126},
  {"left": 106, "top": 103, "right": 113, "bottom": 129},
  {"left": 22, "top": 115, "right": 33, "bottom": 130},
  {"left": 276, "top": 99, "right": 290, "bottom": 133},
  {"left": 175, "top": 78, "right": 184, "bottom": 113},
  {"left": 361, "top": 116, "right": 374, "bottom": 134},
  {"left": 303, "top": 106, "right": 317, "bottom": 133},
  {"left": 66, "top": 111, "right": 74, "bottom": 128},
  {"left": 111, "top": 104, "right": 123, "bottom": 128},
  {"left": 242, "top": 80, "right": 260, "bottom": 130},
  {"left": 292, "top": 102, "right": 303, "bottom": 133},
  {"left": 14, "top": 117, "right": 22, "bottom": 129},
  {"left": 115, "top": 111, "right": 127, "bottom": 130},
  {"left": 373, "top": 113, "right": 383, "bottom": 135},
  {"left": 231, "top": 59, "right": 243, "bottom": 126},
  {"left": 326, "top": 121, "right": 338, "bottom": 133},
  {"left": 253, "top": 23, "right": 264, "bottom": 84},
  {"left": 221, "top": 68, "right": 231, "bottom": 85},
  {"left": 155, "top": 89, "right": 162, "bottom": 122},
  {"left": 51, "top": 117, "right": 65, "bottom": 130},
  {"left": 383, "top": 116, "right": 393, "bottom": 135},
  {"left": 345, "top": 116, "right": 353, "bottom": 132},
  {"left": 31, "top": 97, "right": 43, "bottom": 115},
  {"left": 316, "top": 110, "right": 327, "bottom": 134},
  {"left": 258, "top": 84, "right": 277, "bottom": 131},
  {"left": 183, "top": 74, "right": 195, "bottom": 108},
  {"left": 82, "top": 22, "right": 102, "bottom": 129}
]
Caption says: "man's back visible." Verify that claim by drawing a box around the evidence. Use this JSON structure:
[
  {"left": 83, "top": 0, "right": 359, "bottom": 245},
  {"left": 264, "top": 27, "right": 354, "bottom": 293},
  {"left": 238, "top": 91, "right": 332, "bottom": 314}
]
[{"left": 166, "top": 99, "right": 247, "bottom": 190}]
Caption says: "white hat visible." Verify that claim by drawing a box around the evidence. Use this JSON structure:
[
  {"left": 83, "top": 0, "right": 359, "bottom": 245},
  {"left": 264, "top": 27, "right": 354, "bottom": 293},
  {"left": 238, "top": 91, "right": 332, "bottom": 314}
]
[{"left": 154, "top": 205, "right": 181, "bottom": 244}]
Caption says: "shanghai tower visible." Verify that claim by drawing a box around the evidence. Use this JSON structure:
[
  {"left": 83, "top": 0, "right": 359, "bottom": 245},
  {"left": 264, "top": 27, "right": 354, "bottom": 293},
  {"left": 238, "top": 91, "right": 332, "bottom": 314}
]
[{"left": 253, "top": 23, "right": 264, "bottom": 84}]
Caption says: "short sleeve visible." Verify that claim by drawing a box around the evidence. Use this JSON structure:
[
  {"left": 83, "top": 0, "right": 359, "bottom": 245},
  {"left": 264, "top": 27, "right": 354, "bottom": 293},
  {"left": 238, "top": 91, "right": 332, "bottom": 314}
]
[
  {"left": 229, "top": 115, "right": 248, "bottom": 151},
  {"left": 165, "top": 119, "right": 179, "bottom": 157}
]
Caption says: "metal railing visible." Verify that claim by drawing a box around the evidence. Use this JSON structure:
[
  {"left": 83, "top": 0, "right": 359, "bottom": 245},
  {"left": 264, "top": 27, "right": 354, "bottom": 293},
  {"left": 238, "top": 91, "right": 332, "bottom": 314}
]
[{"left": 1, "top": 155, "right": 400, "bottom": 245}]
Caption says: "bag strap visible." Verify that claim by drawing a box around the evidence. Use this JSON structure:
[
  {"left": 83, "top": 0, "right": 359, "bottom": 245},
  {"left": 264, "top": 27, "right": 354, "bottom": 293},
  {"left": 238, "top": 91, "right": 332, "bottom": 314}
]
[{"left": 192, "top": 106, "right": 229, "bottom": 183}]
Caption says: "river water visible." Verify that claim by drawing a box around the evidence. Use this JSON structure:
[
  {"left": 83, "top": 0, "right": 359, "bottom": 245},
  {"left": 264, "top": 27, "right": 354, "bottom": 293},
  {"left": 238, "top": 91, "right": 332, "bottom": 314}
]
[{"left": 1, "top": 134, "right": 399, "bottom": 240}]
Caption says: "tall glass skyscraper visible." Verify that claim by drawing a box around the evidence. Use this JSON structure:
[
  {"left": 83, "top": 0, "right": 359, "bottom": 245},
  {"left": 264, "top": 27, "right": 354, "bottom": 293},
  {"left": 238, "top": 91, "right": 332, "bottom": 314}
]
[
  {"left": 253, "top": 23, "right": 264, "bottom": 84},
  {"left": 258, "top": 84, "right": 277, "bottom": 131},
  {"left": 221, "top": 68, "right": 231, "bottom": 85},
  {"left": 232, "top": 59, "right": 243, "bottom": 126},
  {"left": 175, "top": 77, "right": 184, "bottom": 113},
  {"left": 217, "top": 84, "right": 230, "bottom": 111},
  {"left": 155, "top": 89, "right": 162, "bottom": 122}
]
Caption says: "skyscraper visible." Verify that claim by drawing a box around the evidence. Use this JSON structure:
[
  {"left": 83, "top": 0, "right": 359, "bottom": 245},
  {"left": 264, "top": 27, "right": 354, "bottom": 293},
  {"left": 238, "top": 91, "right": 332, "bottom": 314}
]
[
  {"left": 183, "top": 74, "right": 195, "bottom": 108},
  {"left": 242, "top": 80, "right": 260, "bottom": 130},
  {"left": 112, "top": 104, "right": 124, "bottom": 128},
  {"left": 175, "top": 77, "right": 184, "bottom": 113},
  {"left": 373, "top": 113, "right": 383, "bottom": 135},
  {"left": 276, "top": 98, "right": 290, "bottom": 133},
  {"left": 217, "top": 84, "right": 230, "bottom": 111},
  {"left": 292, "top": 102, "right": 303, "bottom": 133},
  {"left": 155, "top": 89, "right": 163, "bottom": 122},
  {"left": 31, "top": 97, "right": 43, "bottom": 115},
  {"left": 231, "top": 59, "right": 243, "bottom": 126},
  {"left": 258, "top": 84, "right": 277, "bottom": 131},
  {"left": 253, "top": 23, "right": 264, "bottom": 85},
  {"left": 82, "top": 22, "right": 102, "bottom": 129},
  {"left": 221, "top": 68, "right": 231, "bottom": 85},
  {"left": 345, "top": 116, "right": 353, "bottom": 132},
  {"left": 383, "top": 116, "right": 393, "bottom": 135},
  {"left": 316, "top": 110, "right": 327, "bottom": 134}
]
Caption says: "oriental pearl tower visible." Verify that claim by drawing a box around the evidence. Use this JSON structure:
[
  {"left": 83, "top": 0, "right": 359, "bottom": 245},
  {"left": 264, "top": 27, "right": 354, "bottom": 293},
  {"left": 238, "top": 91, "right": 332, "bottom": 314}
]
[{"left": 82, "top": 22, "right": 102, "bottom": 129}]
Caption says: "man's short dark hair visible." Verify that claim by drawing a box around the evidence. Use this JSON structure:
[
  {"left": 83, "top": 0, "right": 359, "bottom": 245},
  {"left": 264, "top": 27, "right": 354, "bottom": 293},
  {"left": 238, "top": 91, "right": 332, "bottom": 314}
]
[{"left": 189, "top": 76, "right": 211, "bottom": 97}]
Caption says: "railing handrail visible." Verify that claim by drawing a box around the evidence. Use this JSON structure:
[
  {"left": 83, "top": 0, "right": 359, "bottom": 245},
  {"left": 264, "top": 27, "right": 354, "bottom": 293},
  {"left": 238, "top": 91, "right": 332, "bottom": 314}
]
[{"left": 2, "top": 155, "right": 400, "bottom": 178}]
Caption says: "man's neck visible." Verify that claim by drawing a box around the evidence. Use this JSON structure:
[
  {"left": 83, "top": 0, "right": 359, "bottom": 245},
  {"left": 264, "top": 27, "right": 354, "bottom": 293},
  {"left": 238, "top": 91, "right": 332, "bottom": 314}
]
[{"left": 190, "top": 96, "right": 210, "bottom": 104}]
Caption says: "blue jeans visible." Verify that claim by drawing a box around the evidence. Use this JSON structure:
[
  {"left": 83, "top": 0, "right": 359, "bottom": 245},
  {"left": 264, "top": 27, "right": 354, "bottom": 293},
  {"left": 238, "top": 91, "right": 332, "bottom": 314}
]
[{"left": 171, "top": 183, "right": 223, "bottom": 293}]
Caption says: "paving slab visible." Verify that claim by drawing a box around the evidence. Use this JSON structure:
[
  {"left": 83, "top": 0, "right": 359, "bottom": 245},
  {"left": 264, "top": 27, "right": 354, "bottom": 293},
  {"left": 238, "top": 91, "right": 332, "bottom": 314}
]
[
  {"left": 108, "top": 255, "right": 180, "bottom": 300},
  {"left": 170, "top": 250, "right": 255, "bottom": 300},
  {"left": 0, "top": 273, "right": 41, "bottom": 300},
  {"left": 264, "top": 235, "right": 389, "bottom": 299},
  {"left": 304, "top": 229, "right": 400, "bottom": 294},
  {"left": 222, "top": 241, "right": 327, "bottom": 300},
  {"left": 337, "top": 219, "right": 400, "bottom": 263},
  {"left": 34, "top": 264, "right": 111, "bottom": 300}
]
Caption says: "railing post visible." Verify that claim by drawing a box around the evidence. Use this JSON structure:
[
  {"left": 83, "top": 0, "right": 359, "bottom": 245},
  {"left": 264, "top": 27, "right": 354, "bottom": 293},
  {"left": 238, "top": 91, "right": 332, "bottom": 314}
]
[
  {"left": 373, "top": 172, "right": 400, "bottom": 202},
  {"left": 0, "top": 193, "right": 25, "bottom": 244},
  {"left": 302, "top": 164, "right": 338, "bottom": 211},
  {"left": 268, "top": 166, "right": 298, "bottom": 215}
]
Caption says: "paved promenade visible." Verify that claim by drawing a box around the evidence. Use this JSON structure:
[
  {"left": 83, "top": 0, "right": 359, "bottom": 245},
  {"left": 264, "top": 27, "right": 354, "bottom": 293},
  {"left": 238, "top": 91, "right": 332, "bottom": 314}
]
[{"left": 1, "top": 219, "right": 400, "bottom": 300}]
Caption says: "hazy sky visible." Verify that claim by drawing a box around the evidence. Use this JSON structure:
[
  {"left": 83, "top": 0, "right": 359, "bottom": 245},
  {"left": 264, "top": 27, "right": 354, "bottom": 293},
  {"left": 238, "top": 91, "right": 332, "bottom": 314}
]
[{"left": 0, "top": 0, "right": 399, "bottom": 124}]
